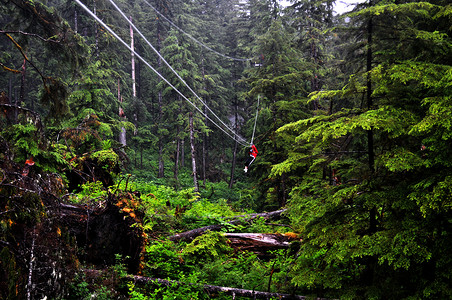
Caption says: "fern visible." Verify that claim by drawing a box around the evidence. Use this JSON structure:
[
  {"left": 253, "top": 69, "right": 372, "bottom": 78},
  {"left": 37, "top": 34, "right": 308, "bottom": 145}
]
[{"left": 181, "top": 231, "right": 232, "bottom": 263}]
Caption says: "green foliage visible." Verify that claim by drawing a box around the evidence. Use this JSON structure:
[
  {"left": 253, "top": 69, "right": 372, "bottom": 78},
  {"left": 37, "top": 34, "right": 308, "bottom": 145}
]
[
  {"left": 409, "top": 175, "right": 452, "bottom": 217},
  {"left": 6, "top": 123, "right": 40, "bottom": 158},
  {"left": 245, "top": 216, "right": 285, "bottom": 234},
  {"left": 130, "top": 275, "right": 202, "bottom": 300},
  {"left": 184, "top": 198, "right": 237, "bottom": 219},
  {"left": 2, "top": 0, "right": 452, "bottom": 298},
  {"left": 181, "top": 231, "right": 232, "bottom": 263},
  {"left": 113, "top": 254, "right": 130, "bottom": 279},
  {"left": 67, "top": 273, "right": 116, "bottom": 300},
  {"left": 270, "top": 0, "right": 452, "bottom": 298},
  {"left": 91, "top": 149, "right": 120, "bottom": 172},
  {"left": 143, "top": 240, "right": 185, "bottom": 279},
  {"left": 69, "top": 181, "right": 107, "bottom": 203},
  {"left": 196, "top": 251, "right": 273, "bottom": 292}
]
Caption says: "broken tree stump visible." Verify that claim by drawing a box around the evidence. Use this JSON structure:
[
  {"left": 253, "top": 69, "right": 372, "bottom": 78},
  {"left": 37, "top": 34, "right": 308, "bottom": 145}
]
[{"left": 59, "top": 198, "right": 145, "bottom": 273}]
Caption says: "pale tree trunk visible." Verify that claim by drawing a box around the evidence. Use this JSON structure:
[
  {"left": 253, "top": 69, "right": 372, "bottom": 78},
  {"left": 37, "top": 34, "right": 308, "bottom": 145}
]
[
  {"left": 130, "top": 16, "right": 136, "bottom": 100},
  {"left": 74, "top": 8, "right": 78, "bottom": 34},
  {"left": 229, "top": 100, "right": 239, "bottom": 188},
  {"left": 157, "top": 11, "right": 164, "bottom": 178},
  {"left": 26, "top": 228, "right": 36, "bottom": 300},
  {"left": 130, "top": 16, "right": 138, "bottom": 134},
  {"left": 202, "top": 105, "right": 207, "bottom": 186},
  {"left": 366, "top": 4, "right": 377, "bottom": 234},
  {"left": 229, "top": 140, "right": 238, "bottom": 188},
  {"left": 181, "top": 96, "right": 185, "bottom": 168},
  {"left": 137, "top": 57, "right": 141, "bottom": 98},
  {"left": 157, "top": 100, "right": 164, "bottom": 177},
  {"left": 118, "top": 79, "right": 126, "bottom": 146},
  {"left": 189, "top": 112, "right": 199, "bottom": 193},
  {"left": 157, "top": 97, "right": 164, "bottom": 177},
  {"left": 201, "top": 56, "right": 207, "bottom": 186},
  {"left": 367, "top": 13, "right": 374, "bottom": 172},
  {"left": 181, "top": 139, "right": 185, "bottom": 168},
  {"left": 174, "top": 131, "right": 180, "bottom": 180},
  {"left": 174, "top": 95, "right": 182, "bottom": 181},
  {"left": 93, "top": 0, "right": 99, "bottom": 59}
]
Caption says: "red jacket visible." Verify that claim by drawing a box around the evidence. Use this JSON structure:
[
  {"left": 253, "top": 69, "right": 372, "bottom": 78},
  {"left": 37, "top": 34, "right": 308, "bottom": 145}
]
[{"left": 249, "top": 144, "right": 258, "bottom": 158}]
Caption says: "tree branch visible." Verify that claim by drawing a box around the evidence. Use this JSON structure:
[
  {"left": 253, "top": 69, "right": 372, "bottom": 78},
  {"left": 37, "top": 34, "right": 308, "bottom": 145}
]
[
  {"left": 0, "top": 30, "right": 61, "bottom": 43},
  {"left": 0, "top": 61, "right": 21, "bottom": 73},
  {"left": 2, "top": 33, "right": 51, "bottom": 90}
]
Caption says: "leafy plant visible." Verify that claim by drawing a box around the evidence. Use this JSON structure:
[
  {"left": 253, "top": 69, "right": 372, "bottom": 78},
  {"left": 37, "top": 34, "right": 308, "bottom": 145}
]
[
  {"left": 142, "top": 240, "right": 185, "bottom": 279},
  {"left": 181, "top": 231, "right": 232, "bottom": 264},
  {"left": 69, "top": 181, "right": 107, "bottom": 203}
]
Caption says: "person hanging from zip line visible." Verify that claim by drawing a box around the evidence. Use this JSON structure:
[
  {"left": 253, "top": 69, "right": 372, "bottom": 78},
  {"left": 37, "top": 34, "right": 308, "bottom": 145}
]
[{"left": 244, "top": 144, "right": 258, "bottom": 173}]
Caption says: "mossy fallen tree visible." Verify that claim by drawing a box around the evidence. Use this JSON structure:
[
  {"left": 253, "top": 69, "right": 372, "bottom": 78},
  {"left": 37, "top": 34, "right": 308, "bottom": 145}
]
[
  {"left": 168, "top": 209, "right": 287, "bottom": 242},
  {"left": 223, "top": 232, "right": 298, "bottom": 256}
]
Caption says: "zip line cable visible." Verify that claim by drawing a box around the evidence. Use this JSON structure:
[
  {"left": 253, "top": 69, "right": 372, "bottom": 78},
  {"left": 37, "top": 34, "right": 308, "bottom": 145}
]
[
  {"left": 106, "top": 0, "right": 248, "bottom": 146},
  {"left": 250, "top": 95, "right": 260, "bottom": 145},
  {"left": 141, "top": 0, "right": 252, "bottom": 62},
  {"left": 74, "top": 0, "right": 249, "bottom": 147}
]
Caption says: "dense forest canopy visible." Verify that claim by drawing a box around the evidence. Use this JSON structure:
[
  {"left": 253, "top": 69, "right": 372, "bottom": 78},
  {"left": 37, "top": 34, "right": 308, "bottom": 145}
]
[{"left": 1, "top": 0, "right": 451, "bottom": 299}]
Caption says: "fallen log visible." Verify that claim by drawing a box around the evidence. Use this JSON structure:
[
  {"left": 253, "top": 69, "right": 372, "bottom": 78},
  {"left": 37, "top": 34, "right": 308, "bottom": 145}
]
[
  {"left": 225, "top": 233, "right": 293, "bottom": 248},
  {"left": 168, "top": 209, "right": 287, "bottom": 242},
  {"left": 223, "top": 233, "right": 300, "bottom": 258},
  {"left": 127, "top": 275, "right": 328, "bottom": 300}
]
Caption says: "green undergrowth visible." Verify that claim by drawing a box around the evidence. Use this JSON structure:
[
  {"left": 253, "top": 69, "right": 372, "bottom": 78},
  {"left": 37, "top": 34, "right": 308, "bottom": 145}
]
[
  {"left": 64, "top": 174, "right": 296, "bottom": 299},
  {"left": 130, "top": 234, "right": 296, "bottom": 299}
]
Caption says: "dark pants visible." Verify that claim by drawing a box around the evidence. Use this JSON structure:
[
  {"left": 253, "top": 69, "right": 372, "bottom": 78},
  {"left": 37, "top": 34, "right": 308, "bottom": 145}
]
[{"left": 245, "top": 155, "right": 256, "bottom": 167}]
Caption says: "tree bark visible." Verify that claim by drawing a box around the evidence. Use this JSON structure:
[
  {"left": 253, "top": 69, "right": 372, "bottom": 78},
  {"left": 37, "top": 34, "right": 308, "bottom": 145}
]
[
  {"left": 130, "top": 16, "right": 138, "bottom": 134},
  {"left": 366, "top": 2, "right": 377, "bottom": 235},
  {"left": 93, "top": 0, "right": 99, "bottom": 59},
  {"left": 181, "top": 139, "right": 185, "bottom": 168},
  {"left": 189, "top": 112, "right": 199, "bottom": 193},
  {"left": 175, "top": 132, "right": 180, "bottom": 181},
  {"left": 26, "top": 228, "right": 36, "bottom": 300},
  {"left": 174, "top": 96, "right": 182, "bottom": 181},
  {"left": 366, "top": 11, "right": 374, "bottom": 172},
  {"left": 118, "top": 79, "right": 126, "bottom": 146},
  {"left": 201, "top": 56, "right": 207, "bottom": 187},
  {"left": 202, "top": 110, "right": 207, "bottom": 186},
  {"left": 224, "top": 233, "right": 296, "bottom": 253},
  {"left": 181, "top": 94, "right": 185, "bottom": 168},
  {"left": 74, "top": 8, "right": 78, "bottom": 34},
  {"left": 229, "top": 139, "right": 238, "bottom": 188},
  {"left": 157, "top": 13, "right": 164, "bottom": 178},
  {"left": 229, "top": 100, "right": 239, "bottom": 188}
]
